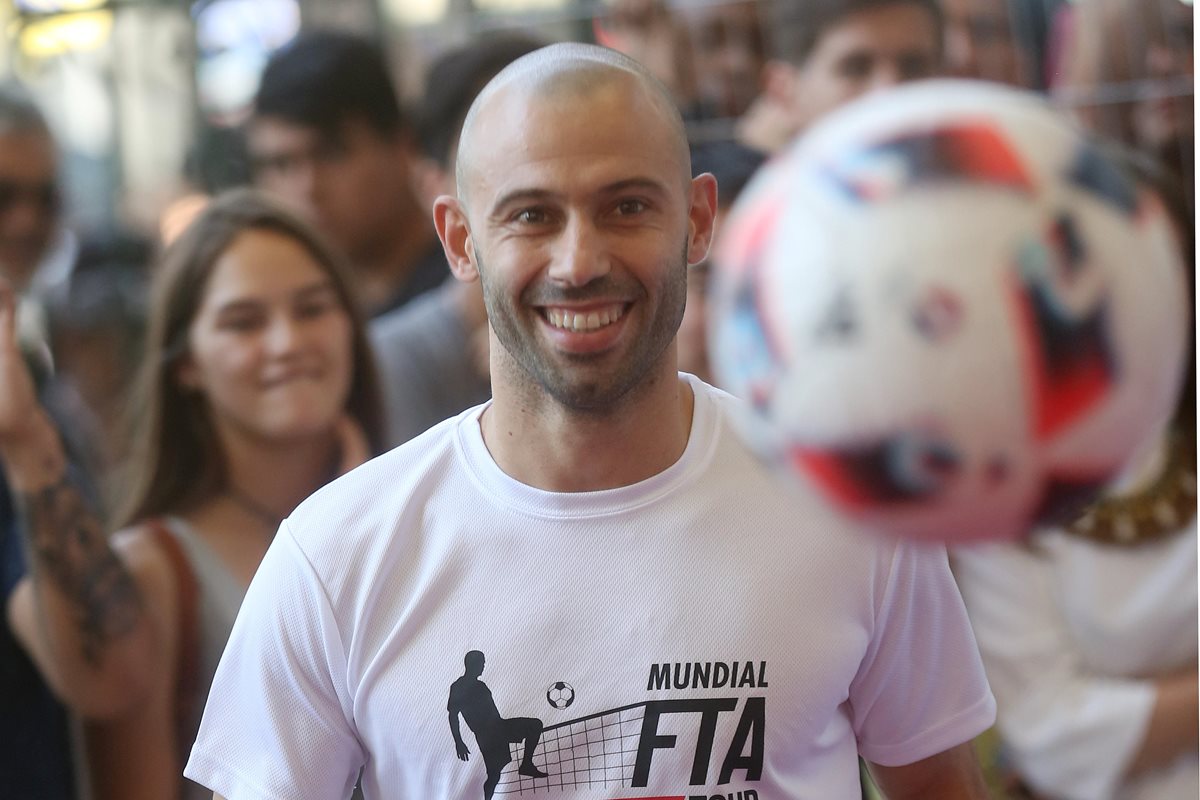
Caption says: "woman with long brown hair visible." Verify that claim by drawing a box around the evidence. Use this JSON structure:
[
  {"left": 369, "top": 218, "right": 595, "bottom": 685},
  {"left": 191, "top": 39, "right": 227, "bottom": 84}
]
[{"left": 79, "top": 188, "right": 384, "bottom": 799}]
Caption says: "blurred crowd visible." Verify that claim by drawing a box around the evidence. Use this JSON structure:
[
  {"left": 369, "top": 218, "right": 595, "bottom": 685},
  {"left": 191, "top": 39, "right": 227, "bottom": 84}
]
[{"left": 0, "top": 1, "right": 1194, "bottom": 799}]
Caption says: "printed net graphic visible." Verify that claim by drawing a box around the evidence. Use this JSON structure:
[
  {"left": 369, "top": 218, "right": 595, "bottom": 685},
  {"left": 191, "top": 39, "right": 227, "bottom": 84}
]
[{"left": 495, "top": 702, "right": 648, "bottom": 794}]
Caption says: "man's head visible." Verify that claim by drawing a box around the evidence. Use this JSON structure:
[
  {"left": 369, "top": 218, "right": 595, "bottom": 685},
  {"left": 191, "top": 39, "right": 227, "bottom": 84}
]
[
  {"left": 0, "top": 82, "right": 59, "bottom": 290},
  {"left": 762, "top": 0, "right": 943, "bottom": 134},
  {"left": 435, "top": 44, "right": 717, "bottom": 414},
  {"left": 674, "top": 0, "right": 767, "bottom": 118},
  {"left": 248, "top": 31, "right": 420, "bottom": 263},
  {"left": 941, "top": 0, "right": 1031, "bottom": 86},
  {"left": 464, "top": 650, "right": 486, "bottom": 676}
]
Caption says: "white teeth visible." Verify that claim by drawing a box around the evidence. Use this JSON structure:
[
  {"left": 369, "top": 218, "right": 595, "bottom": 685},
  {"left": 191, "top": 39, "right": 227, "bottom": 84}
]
[{"left": 545, "top": 305, "right": 624, "bottom": 331}]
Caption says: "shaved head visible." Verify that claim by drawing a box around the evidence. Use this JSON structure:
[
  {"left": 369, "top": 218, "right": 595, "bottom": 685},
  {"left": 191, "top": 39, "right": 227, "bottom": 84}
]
[{"left": 456, "top": 43, "right": 692, "bottom": 202}]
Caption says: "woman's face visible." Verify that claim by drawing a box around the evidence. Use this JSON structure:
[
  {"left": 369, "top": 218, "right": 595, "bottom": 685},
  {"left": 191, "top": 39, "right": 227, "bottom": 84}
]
[{"left": 178, "top": 227, "right": 355, "bottom": 448}]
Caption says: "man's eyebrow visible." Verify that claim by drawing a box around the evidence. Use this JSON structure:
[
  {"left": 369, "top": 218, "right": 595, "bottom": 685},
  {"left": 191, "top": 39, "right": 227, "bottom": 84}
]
[
  {"left": 598, "top": 177, "right": 672, "bottom": 197},
  {"left": 489, "top": 178, "right": 672, "bottom": 217},
  {"left": 489, "top": 188, "right": 561, "bottom": 217}
]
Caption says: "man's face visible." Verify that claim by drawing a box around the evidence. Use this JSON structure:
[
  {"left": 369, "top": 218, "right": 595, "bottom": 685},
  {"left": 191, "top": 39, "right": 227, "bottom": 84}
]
[
  {"left": 941, "top": 0, "right": 1028, "bottom": 86},
  {"left": 457, "top": 79, "right": 704, "bottom": 413},
  {"left": 247, "top": 117, "right": 412, "bottom": 262},
  {"left": 678, "top": 0, "right": 766, "bottom": 118},
  {"left": 782, "top": 3, "right": 940, "bottom": 130},
  {"left": 0, "top": 129, "right": 58, "bottom": 288}
]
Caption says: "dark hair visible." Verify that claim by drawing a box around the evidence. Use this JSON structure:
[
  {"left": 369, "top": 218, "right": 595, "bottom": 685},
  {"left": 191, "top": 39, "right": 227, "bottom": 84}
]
[
  {"left": 116, "top": 189, "right": 385, "bottom": 528},
  {"left": 690, "top": 139, "right": 765, "bottom": 208},
  {"left": 254, "top": 30, "right": 407, "bottom": 138},
  {"left": 0, "top": 80, "right": 50, "bottom": 136},
  {"left": 416, "top": 34, "right": 546, "bottom": 168},
  {"left": 764, "top": 0, "right": 944, "bottom": 66}
]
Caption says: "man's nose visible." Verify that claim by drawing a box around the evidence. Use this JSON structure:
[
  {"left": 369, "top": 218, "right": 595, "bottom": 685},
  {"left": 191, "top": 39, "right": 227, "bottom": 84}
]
[
  {"left": 868, "top": 62, "right": 905, "bottom": 91},
  {"left": 548, "top": 218, "right": 611, "bottom": 287},
  {"left": 945, "top": 27, "right": 980, "bottom": 76}
]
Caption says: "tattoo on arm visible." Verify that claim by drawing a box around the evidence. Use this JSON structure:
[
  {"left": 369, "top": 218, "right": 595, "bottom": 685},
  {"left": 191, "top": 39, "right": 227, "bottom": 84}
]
[{"left": 18, "top": 478, "right": 143, "bottom": 667}]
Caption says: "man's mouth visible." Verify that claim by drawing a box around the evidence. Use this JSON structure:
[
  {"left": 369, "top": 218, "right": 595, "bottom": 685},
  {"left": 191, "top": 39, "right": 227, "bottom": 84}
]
[{"left": 541, "top": 303, "right": 628, "bottom": 332}]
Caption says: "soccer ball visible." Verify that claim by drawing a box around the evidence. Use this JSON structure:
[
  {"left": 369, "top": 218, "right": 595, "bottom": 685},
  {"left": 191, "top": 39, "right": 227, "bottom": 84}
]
[
  {"left": 709, "top": 80, "right": 1188, "bottom": 543},
  {"left": 546, "top": 681, "right": 575, "bottom": 710}
]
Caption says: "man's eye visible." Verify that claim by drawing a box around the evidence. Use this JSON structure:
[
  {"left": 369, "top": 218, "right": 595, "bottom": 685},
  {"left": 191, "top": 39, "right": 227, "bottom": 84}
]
[
  {"left": 838, "top": 54, "right": 873, "bottom": 79},
  {"left": 515, "top": 209, "right": 548, "bottom": 224},
  {"left": 250, "top": 155, "right": 291, "bottom": 176},
  {"left": 615, "top": 199, "right": 648, "bottom": 216},
  {"left": 898, "top": 55, "right": 935, "bottom": 80},
  {"left": 315, "top": 139, "right": 350, "bottom": 162}
]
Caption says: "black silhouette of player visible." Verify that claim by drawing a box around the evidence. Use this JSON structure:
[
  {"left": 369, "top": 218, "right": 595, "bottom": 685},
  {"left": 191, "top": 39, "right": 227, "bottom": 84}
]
[{"left": 448, "top": 651, "right": 548, "bottom": 799}]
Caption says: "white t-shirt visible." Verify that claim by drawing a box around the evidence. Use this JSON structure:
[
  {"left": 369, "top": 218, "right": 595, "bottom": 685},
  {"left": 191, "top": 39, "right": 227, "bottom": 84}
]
[
  {"left": 953, "top": 524, "right": 1198, "bottom": 800},
  {"left": 185, "top": 375, "right": 994, "bottom": 799}
]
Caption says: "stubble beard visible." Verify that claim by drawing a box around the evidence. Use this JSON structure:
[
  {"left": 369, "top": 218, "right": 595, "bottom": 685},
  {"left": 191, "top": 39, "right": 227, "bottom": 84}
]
[{"left": 477, "top": 242, "right": 689, "bottom": 415}]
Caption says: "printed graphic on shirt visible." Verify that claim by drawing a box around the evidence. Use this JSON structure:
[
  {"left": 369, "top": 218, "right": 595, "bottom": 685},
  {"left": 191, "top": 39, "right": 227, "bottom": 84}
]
[
  {"left": 448, "top": 651, "right": 550, "bottom": 799},
  {"left": 448, "top": 654, "right": 768, "bottom": 799}
]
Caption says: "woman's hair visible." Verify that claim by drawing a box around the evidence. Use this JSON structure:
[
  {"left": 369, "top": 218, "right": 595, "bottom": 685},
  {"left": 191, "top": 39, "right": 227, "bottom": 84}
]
[{"left": 114, "top": 188, "right": 385, "bottom": 529}]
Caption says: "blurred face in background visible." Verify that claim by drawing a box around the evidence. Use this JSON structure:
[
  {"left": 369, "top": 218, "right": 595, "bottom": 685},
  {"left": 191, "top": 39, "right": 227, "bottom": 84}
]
[
  {"left": 0, "top": 128, "right": 58, "bottom": 289},
  {"left": 1132, "top": 0, "right": 1194, "bottom": 150},
  {"left": 774, "top": 2, "right": 941, "bottom": 132},
  {"left": 676, "top": 0, "right": 767, "bottom": 118},
  {"left": 247, "top": 116, "right": 414, "bottom": 265},
  {"left": 177, "top": 227, "right": 354, "bottom": 449},
  {"left": 941, "top": 0, "right": 1030, "bottom": 86}
]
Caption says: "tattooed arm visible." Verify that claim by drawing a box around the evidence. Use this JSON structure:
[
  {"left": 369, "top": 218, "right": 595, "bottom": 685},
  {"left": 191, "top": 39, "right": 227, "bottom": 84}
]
[{"left": 1, "top": 281, "right": 156, "bottom": 718}]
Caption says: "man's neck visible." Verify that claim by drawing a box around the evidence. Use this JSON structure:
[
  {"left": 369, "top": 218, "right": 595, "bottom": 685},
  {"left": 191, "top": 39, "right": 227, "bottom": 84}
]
[{"left": 481, "top": 360, "right": 695, "bottom": 493}]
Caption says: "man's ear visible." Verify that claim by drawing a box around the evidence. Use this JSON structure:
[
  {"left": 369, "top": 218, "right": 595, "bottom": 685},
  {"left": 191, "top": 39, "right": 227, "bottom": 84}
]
[
  {"left": 686, "top": 172, "right": 720, "bottom": 266},
  {"left": 433, "top": 196, "right": 479, "bottom": 283}
]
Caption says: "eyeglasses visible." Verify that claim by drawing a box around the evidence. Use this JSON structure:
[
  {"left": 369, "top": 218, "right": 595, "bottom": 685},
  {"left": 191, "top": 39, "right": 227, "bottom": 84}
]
[{"left": 0, "top": 179, "right": 60, "bottom": 216}]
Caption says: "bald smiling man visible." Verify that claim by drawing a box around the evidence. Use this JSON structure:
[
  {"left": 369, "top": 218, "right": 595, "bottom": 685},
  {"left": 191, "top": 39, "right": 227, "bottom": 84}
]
[{"left": 186, "top": 44, "right": 995, "bottom": 800}]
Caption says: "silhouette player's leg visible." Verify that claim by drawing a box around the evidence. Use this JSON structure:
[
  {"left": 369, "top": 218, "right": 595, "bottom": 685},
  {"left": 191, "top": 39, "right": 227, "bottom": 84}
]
[
  {"left": 506, "top": 717, "right": 548, "bottom": 778},
  {"left": 483, "top": 764, "right": 501, "bottom": 800}
]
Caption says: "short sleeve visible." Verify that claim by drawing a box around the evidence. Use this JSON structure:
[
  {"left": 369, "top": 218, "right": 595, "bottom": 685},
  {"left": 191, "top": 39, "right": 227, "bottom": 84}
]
[
  {"left": 184, "top": 521, "right": 364, "bottom": 799},
  {"left": 850, "top": 541, "right": 996, "bottom": 766}
]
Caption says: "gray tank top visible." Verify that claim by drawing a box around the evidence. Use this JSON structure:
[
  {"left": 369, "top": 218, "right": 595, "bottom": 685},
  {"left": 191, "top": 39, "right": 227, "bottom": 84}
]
[{"left": 162, "top": 516, "right": 246, "bottom": 800}]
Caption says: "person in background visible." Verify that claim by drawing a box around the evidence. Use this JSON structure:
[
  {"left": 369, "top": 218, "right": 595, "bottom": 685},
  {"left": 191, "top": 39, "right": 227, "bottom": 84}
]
[
  {"left": 673, "top": 0, "right": 767, "bottom": 120},
  {"left": 248, "top": 30, "right": 442, "bottom": 318},
  {"left": 940, "top": 0, "right": 1036, "bottom": 87},
  {"left": 736, "top": 0, "right": 943, "bottom": 154},
  {"left": 952, "top": 149, "right": 1197, "bottom": 800},
  {"left": 43, "top": 232, "right": 151, "bottom": 482},
  {"left": 0, "top": 81, "right": 63, "bottom": 317},
  {"left": 676, "top": 138, "right": 764, "bottom": 384},
  {"left": 593, "top": 0, "right": 697, "bottom": 113},
  {"left": 1052, "top": 0, "right": 1194, "bottom": 213},
  {"left": 66, "top": 190, "right": 382, "bottom": 800},
  {"left": 370, "top": 34, "right": 543, "bottom": 446},
  {"left": 0, "top": 80, "right": 150, "bottom": 800},
  {"left": 185, "top": 43, "right": 994, "bottom": 800}
]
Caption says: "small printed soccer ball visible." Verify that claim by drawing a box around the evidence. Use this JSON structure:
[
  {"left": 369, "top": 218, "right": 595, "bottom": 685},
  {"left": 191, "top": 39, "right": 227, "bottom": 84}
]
[
  {"left": 546, "top": 682, "right": 575, "bottom": 710},
  {"left": 708, "top": 80, "right": 1188, "bottom": 543}
]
